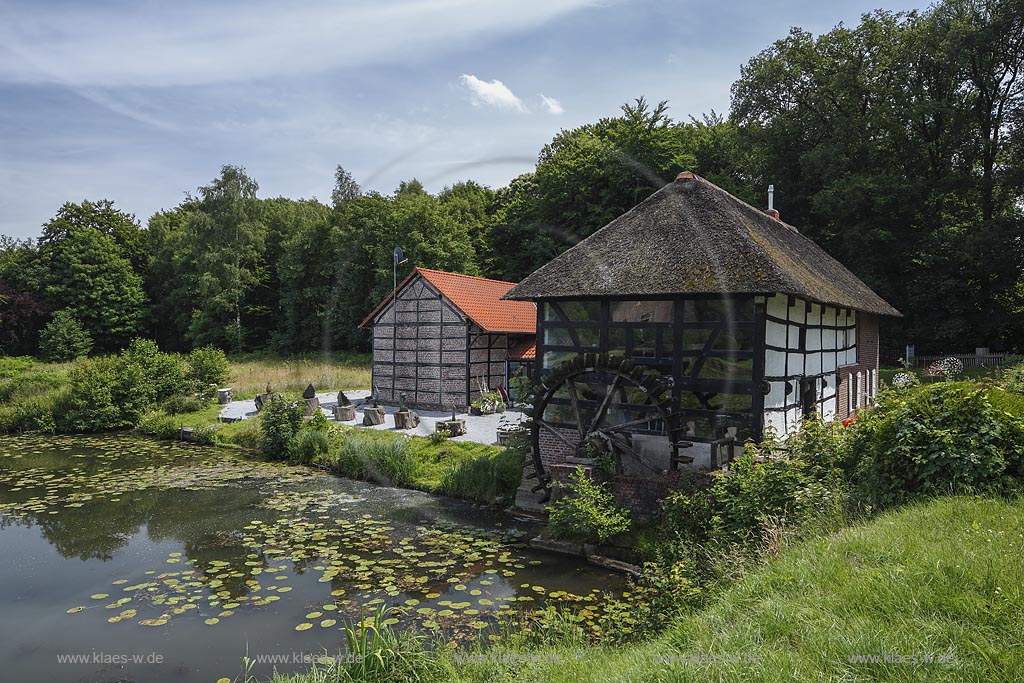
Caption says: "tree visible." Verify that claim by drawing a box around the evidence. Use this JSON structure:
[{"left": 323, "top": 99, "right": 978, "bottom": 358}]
[
  {"left": 36, "top": 215, "right": 144, "bottom": 352},
  {"left": 184, "top": 166, "right": 267, "bottom": 352},
  {"left": 0, "top": 280, "right": 45, "bottom": 355},
  {"left": 331, "top": 165, "right": 361, "bottom": 207},
  {"left": 39, "top": 310, "right": 93, "bottom": 361},
  {"left": 38, "top": 200, "right": 148, "bottom": 275},
  {"left": 273, "top": 200, "right": 339, "bottom": 353}
]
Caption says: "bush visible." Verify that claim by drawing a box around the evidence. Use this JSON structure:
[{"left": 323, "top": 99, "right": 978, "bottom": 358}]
[
  {"left": 0, "top": 390, "right": 61, "bottom": 432},
  {"left": 54, "top": 357, "right": 126, "bottom": 432},
  {"left": 160, "top": 394, "right": 208, "bottom": 415},
  {"left": 120, "top": 338, "right": 188, "bottom": 403},
  {"left": 323, "top": 433, "right": 417, "bottom": 487},
  {"left": 186, "top": 346, "right": 230, "bottom": 391},
  {"left": 259, "top": 396, "right": 304, "bottom": 460},
  {"left": 1002, "top": 359, "right": 1024, "bottom": 395},
  {"left": 38, "top": 310, "right": 92, "bottom": 361},
  {"left": 850, "top": 381, "right": 1024, "bottom": 506},
  {"left": 288, "top": 429, "right": 331, "bottom": 465},
  {"left": 137, "top": 411, "right": 181, "bottom": 440},
  {"left": 548, "top": 466, "right": 631, "bottom": 544}
]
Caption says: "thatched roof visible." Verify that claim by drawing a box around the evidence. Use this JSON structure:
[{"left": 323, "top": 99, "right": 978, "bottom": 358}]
[{"left": 503, "top": 173, "right": 900, "bottom": 317}]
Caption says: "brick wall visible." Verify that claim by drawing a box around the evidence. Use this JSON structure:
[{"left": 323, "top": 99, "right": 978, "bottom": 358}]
[{"left": 836, "top": 313, "right": 879, "bottom": 420}]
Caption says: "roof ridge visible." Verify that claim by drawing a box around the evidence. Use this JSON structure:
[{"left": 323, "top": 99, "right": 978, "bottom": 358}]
[{"left": 415, "top": 267, "right": 518, "bottom": 288}]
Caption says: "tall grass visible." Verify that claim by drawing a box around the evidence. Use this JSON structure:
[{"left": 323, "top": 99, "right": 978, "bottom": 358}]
[
  {"left": 268, "top": 608, "right": 446, "bottom": 683},
  {"left": 227, "top": 353, "right": 371, "bottom": 398},
  {"left": 320, "top": 433, "right": 418, "bottom": 488},
  {"left": 436, "top": 447, "right": 524, "bottom": 503}
]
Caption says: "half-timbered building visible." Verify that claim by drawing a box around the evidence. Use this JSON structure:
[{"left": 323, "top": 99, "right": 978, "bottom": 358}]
[
  {"left": 504, "top": 172, "right": 900, "bottom": 507},
  {"left": 360, "top": 268, "right": 536, "bottom": 411}
]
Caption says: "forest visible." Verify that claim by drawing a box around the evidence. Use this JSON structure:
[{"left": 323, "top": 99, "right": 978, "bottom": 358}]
[{"left": 1, "top": 0, "right": 1022, "bottom": 358}]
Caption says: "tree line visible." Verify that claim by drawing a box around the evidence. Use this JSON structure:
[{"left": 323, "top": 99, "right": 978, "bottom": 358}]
[{"left": 1, "top": 0, "right": 1021, "bottom": 357}]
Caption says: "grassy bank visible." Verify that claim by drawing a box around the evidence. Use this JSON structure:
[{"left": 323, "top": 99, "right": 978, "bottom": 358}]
[
  {"left": 266, "top": 495, "right": 1024, "bottom": 683},
  {"left": 0, "top": 352, "right": 371, "bottom": 433}
]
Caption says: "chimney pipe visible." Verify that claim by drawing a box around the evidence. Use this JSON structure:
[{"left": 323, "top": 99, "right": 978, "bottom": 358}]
[{"left": 768, "top": 184, "right": 775, "bottom": 211}]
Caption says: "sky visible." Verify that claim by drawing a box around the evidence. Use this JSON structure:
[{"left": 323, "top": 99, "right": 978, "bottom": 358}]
[{"left": 0, "top": 0, "right": 929, "bottom": 239}]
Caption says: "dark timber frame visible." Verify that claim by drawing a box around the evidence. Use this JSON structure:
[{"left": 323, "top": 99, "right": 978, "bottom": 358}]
[
  {"left": 534, "top": 295, "right": 769, "bottom": 450},
  {"left": 762, "top": 297, "right": 857, "bottom": 416},
  {"left": 368, "top": 273, "right": 529, "bottom": 410}
]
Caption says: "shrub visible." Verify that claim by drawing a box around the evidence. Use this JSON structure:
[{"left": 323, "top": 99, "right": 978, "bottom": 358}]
[
  {"left": 137, "top": 411, "right": 181, "bottom": 440},
  {"left": 1001, "top": 359, "right": 1024, "bottom": 395},
  {"left": 706, "top": 450, "right": 814, "bottom": 544},
  {"left": 160, "top": 394, "right": 207, "bottom": 415},
  {"left": 39, "top": 310, "right": 92, "bottom": 361},
  {"left": 54, "top": 357, "right": 125, "bottom": 432},
  {"left": 186, "top": 346, "right": 230, "bottom": 391},
  {"left": 288, "top": 427, "right": 332, "bottom": 465},
  {"left": 0, "top": 390, "right": 61, "bottom": 433},
  {"left": 259, "top": 396, "right": 304, "bottom": 460},
  {"left": 120, "top": 338, "right": 188, "bottom": 403},
  {"left": 850, "top": 381, "right": 1024, "bottom": 506},
  {"left": 548, "top": 466, "right": 631, "bottom": 544}
]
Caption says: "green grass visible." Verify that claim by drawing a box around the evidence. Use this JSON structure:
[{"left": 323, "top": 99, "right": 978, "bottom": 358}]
[
  {"left": 268, "top": 496, "right": 1024, "bottom": 682},
  {"left": 310, "top": 427, "right": 522, "bottom": 504}
]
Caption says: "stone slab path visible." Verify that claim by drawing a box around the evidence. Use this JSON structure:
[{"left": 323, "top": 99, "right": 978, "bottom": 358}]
[{"left": 218, "top": 390, "right": 525, "bottom": 447}]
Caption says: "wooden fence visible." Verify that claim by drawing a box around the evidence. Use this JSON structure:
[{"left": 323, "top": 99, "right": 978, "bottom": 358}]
[{"left": 912, "top": 353, "right": 1009, "bottom": 370}]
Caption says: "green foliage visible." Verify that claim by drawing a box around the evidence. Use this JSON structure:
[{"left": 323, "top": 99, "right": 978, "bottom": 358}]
[
  {"left": 36, "top": 203, "right": 145, "bottom": 351},
  {"left": 323, "top": 432, "right": 417, "bottom": 487},
  {"left": 185, "top": 346, "right": 230, "bottom": 389},
  {"left": 470, "top": 391, "right": 504, "bottom": 415},
  {"left": 336, "top": 607, "right": 438, "bottom": 683},
  {"left": 259, "top": 396, "right": 304, "bottom": 460},
  {"left": 137, "top": 411, "right": 181, "bottom": 440},
  {"left": 38, "top": 310, "right": 93, "bottom": 361},
  {"left": 850, "top": 381, "right": 1024, "bottom": 505},
  {"left": 1002, "top": 359, "right": 1024, "bottom": 395},
  {"left": 160, "top": 394, "right": 207, "bottom": 415},
  {"left": 731, "top": 2, "right": 1024, "bottom": 351},
  {"left": 548, "top": 467, "right": 631, "bottom": 544},
  {"left": 55, "top": 357, "right": 129, "bottom": 432},
  {"left": 120, "top": 338, "right": 188, "bottom": 402},
  {"left": 437, "top": 446, "right": 524, "bottom": 504}
]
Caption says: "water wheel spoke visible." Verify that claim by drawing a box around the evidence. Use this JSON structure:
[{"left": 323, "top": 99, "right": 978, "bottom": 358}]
[
  {"left": 603, "top": 414, "right": 661, "bottom": 433},
  {"left": 587, "top": 374, "right": 621, "bottom": 435},
  {"left": 566, "top": 378, "right": 586, "bottom": 439},
  {"left": 535, "top": 418, "right": 576, "bottom": 448},
  {"left": 607, "top": 434, "right": 661, "bottom": 474}
]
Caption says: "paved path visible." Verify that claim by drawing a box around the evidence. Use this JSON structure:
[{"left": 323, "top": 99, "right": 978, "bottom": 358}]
[{"left": 219, "top": 390, "right": 525, "bottom": 447}]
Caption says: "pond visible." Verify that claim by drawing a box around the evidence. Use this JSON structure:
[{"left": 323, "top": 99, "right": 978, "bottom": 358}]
[{"left": 0, "top": 435, "right": 628, "bottom": 682}]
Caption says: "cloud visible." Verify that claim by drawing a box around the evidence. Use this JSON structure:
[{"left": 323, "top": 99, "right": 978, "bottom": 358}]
[
  {"left": 539, "top": 94, "right": 564, "bottom": 114},
  {"left": 0, "top": 0, "right": 602, "bottom": 87},
  {"left": 459, "top": 74, "right": 526, "bottom": 112}
]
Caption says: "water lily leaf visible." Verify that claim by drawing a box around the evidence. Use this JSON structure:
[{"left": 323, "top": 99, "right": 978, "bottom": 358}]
[{"left": 295, "top": 623, "right": 313, "bottom": 631}]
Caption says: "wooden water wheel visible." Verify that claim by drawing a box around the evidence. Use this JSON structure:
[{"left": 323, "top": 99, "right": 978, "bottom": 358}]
[{"left": 521, "top": 353, "right": 691, "bottom": 503}]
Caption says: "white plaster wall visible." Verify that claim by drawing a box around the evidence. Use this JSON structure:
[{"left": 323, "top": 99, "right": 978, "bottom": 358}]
[{"left": 762, "top": 294, "right": 856, "bottom": 436}]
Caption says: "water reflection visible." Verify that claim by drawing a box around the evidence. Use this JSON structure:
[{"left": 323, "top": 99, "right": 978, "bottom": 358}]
[{"left": 0, "top": 434, "right": 628, "bottom": 682}]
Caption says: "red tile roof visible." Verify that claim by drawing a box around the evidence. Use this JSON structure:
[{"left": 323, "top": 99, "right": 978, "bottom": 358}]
[
  {"left": 508, "top": 338, "right": 536, "bottom": 360},
  {"left": 359, "top": 267, "right": 536, "bottom": 334}
]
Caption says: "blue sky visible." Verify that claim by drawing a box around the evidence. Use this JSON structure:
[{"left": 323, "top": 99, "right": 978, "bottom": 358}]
[{"left": 0, "top": 0, "right": 928, "bottom": 239}]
